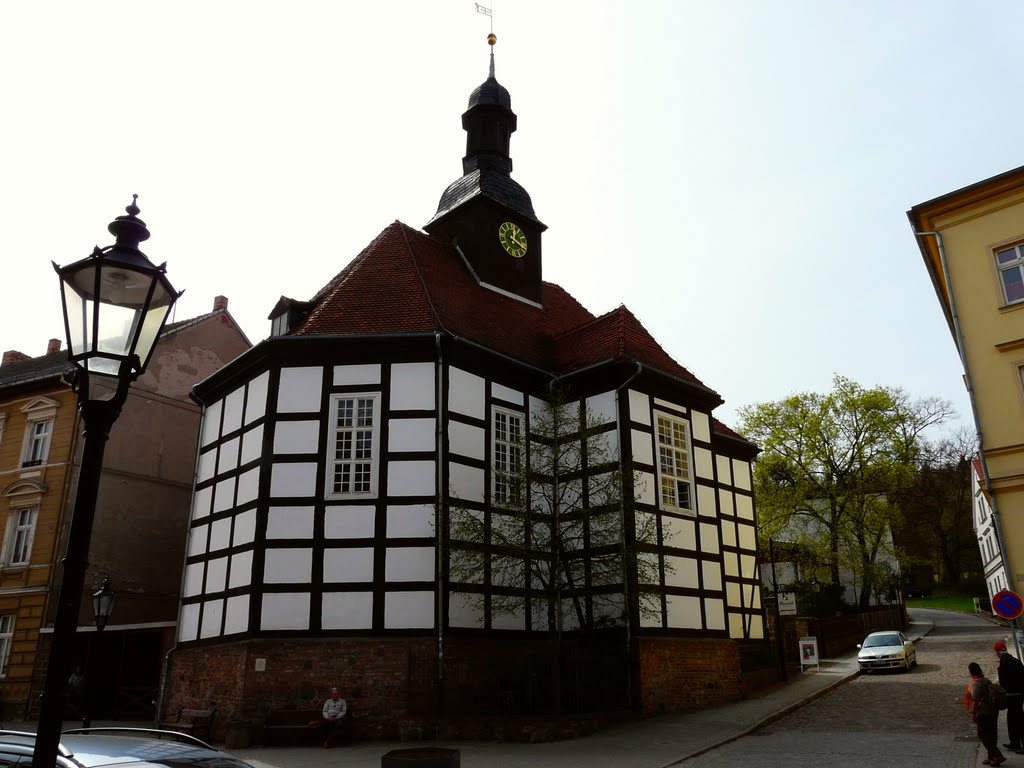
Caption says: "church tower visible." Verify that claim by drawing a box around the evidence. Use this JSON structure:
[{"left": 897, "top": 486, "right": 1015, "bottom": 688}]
[{"left": 424, "top": 34, "right": 547, "bottom": 305}]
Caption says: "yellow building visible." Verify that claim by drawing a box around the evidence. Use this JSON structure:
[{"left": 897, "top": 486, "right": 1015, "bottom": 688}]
[{"left": 909, "top": 165, "right": 1024, "bottom": 602}]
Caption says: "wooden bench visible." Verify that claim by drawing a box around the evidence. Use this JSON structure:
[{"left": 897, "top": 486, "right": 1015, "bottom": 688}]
[
  {"left": 264, "top": 708, "right": 322, "bottom": 746},
  {"left": 160, "top": 707, "right": 216, "bottom": 741}
]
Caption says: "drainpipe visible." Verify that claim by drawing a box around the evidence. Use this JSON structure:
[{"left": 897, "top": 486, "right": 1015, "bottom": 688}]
[
  {"left": 434, "top": 332, "right": 446, "bottom": 712},
  {"left": 915, "top": 230, "right": 1020, "bottom": 656}
]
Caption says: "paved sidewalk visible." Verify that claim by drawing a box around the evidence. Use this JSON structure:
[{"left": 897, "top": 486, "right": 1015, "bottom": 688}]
[{"left": 1, "top": 619, "right": 934, "bottom": 767}]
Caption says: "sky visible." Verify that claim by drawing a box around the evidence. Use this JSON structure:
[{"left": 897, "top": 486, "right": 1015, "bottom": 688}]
[{"left": 2, "top": 1, "right": 1021, "bottom": 437}]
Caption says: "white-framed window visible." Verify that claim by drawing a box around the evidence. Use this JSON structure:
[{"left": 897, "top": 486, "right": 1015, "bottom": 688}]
[
  {"left": 6, "top": 508, "right": 36, "bottom": 566},
  {"left": 493, "top": 408, "right": 523, "bottom": 506},
  {"left": 270, "top": 313, "right": 289, "bottom": 337},
  {"left": 996, "top": 242, "right": 1024, "bottom": 305},
  {"left": 21, "top": 418, "right": 52, "bottom": 468},
  {"left": 656, "top": 414, "right": 694, "bottom": 513},
  {"left": 327, "top": 393, "right": 379, "bottom": 497},
  {"left": 0, "top": 615, "right": 13, "bottom": 677}
]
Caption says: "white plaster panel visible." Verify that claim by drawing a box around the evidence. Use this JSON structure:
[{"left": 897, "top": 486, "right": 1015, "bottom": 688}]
[
  {"left": 586, "top": 391, "right": 617, "bottom": 425},
  {"left": 702, "top": 560, "right": 723, "bottom": 591},
  {"left": 213, "top": 478, "right": 236, "bottom": 513},
  {"left": 491, "top": 382, "right": 524, "bottom": 406},
  {"left": 635, "top": 471, "right": 656, "bottom": 506},
  {"left": 726, "top": 580, "right": 741, "bottom": 606},
  {"left": 448, "top": 367, "right": 485, "bottom": 419},
  {"left": 197, "top": 450, "right": 216, "bottom": 484},
  {"left": 729, "top": 613, "right": 745, "bottom": 638},
  {"left": 696, "top": 483, "right": 717, "bottom": 518},
  {"left": 389, "top": 418, "right": 436, "bottom": 452},
  {"left": 741, "top": 554, "right": 757, "bottom": 579},
  {"left": 324, "top": 548, "right": 374, "bottom": 582},
  {"left": 224, "top": 595, "right": 250, "bottom": 635},
  {"left": 593, "top": 594, "right": 626, "bottom": 626},
  {"left": 322, "top": 592, "right": 374, "bottom": 629},
  {"left": 385, "top": 591, "right": 435, "bottom": 628},
  {"left": 325, "top": 506, "right": 376, "bottom": 539},
  {"left": 719, "top": 489, "right": 735, "bottom": 517},
  {"left": 716, "top": 455, "right": 732, "bottom": 485},
  {"left": 240, "top": 424, "right": 264, "bottom": 465},
  {"left": 274, "top": 421, "right": 320, "bottom": 454},
  {"left": 261, "top": 593, "right": 311, "bottom": 630},
  {"left": 277, "top": 367, "right": 323, "bottom": 413},
  {"left": 234, "top": 509, "right": 257, "bottom": 546},
  {"left": 183, "top": 563, "right": 204, "bottom": 597},
  {"left": 264, "top": 548, "right": 313, "bottom": 583},
  {"left": 244, "top": 371, "right": 269, "bottom": 425},
  {"left": 531, "top": 599, "right": 550, "bottom": 632},
  {"left": 449, "top": 462, "right": 485, "bottom": 504},
  {"left": 748, "top": 613, "right": 764, "bottom": 639},
  {"left": 188, "top": 525, "right": 208, "bottom": 557},
  {"left": 691, "top": 411, "right": 711, "bottom": 443},
  {"left": 229, "top": 550, "right": 253, "bottom": 588},
  {"left": 492, "top": 607, "right": 526, "bottom": 630},
  {"left": 210, "top": 517, "right": 232, "bottom": 551},
  {"left": 223, "top": 386, "right": 245, "bottom": 435},
  {"left": 201, "top": 401, "right": 222, "bottom": 447},
  {"left": 699, "top": 522, "right": 720, "bottom": 554},
  {"left": 724, "top": 551, "right": 739, "bottom": 577},
  {"left": 662, "top": 514, "right": 696, "bottom": 550},
  {"left": 721, "top": 520, "right": 737, "bottom": 547},
  {"left": 237, "top": 468, "right": 260, "bottom": 506},
  {"left": 192, "top": 487, "right": 212, "bottom": 521},
  {"left": 705, "top": 598, "right": 726, "bottom": 630},
  {"left": 694, "top": 447, "right": 714, "bottom": 480},
  {"left": 732, "top": 459, "right": 752, "bottom": 491},
  {"left": 735, "top": 494, "right": 754, "bottom": 520},
  {"left": 639, "top": 598, "right": 664, "bottom": 628},
  {"left": 588, "top": 430, "right": 619, "bottom": 462},
  {"left": 631, "top": 429, "right": 653, "bottom": 465},
  {"left": 333, "top": 363, "right": 382, "bottom": 387},
  {"left": 449, "top": 421, "right": 485, "bottom": 461},
  {"left": 664, "top": 556, "right": 699, "bottom": 588},
  {"left": 738, "top": 523, "right": 756, "bottom": 551},
  {"left": 449, "top": 593, "right": 484, "bottom": 629},
  {"left": 391, "top": 363, "right": 435, "bottom": 410},
  {"left": 627, "top": 390, "right": 651, "bottom": 426},
  {"left": 666, "top": 594, "right": 702, "bottom": 629},
  {"left": 386, "top": 547, "right": 435, "bottom": 581},
  {"left": 200, "top": 599, "right": 224, "bottom": 639},
  {"left": 217, "top": 438, "right": 238, "bottom": 475},
  {"left": 387, "top": 460, "right": 435, "bottom": 496},
  {"left": 179, "top": 603, "right": 200, "bottom": 642},
  {"left": 388, "top": 505, "right": 435, "bottom": 538},
  {"left": 206, "top": 556, "right": 228, "bottom": 593},
  {"left": 271, "top": 462, "right": 318, "bottom": 497},
  {"left": 267, "top": 506, "right": 314, "bottom": 539}
]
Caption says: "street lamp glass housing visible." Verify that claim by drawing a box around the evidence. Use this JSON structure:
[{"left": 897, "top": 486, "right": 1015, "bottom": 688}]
[{"left": 92, "top": 577, "right": 116, "bottom": 631}]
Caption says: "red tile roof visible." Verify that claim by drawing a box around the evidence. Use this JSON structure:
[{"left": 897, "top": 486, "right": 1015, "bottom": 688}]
[{"left": 293, "top": 221, "right": 734, "bottom": 420}]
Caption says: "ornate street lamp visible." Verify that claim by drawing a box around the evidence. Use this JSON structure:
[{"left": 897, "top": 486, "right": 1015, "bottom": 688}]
[
  {"left": 34, "top": 197, "right": 181, "bottom": 767},
  {"left": 92, "top": 576, "right": 117, "bottom": 632}
]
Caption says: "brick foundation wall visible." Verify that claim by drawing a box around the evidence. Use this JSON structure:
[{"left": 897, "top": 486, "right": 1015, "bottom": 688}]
[{"left": 638, "top": 637, "right": 743, "bottom": 716}]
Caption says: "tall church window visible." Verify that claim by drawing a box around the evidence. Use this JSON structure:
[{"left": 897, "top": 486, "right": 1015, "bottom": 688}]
[
  {"left": 996, "top": 241, "right": 1024, "bottom": 305},
  {"left": 493, "top": 408, "right": 523, "bottom": 506},
  {"left": 328, "top": 394, "right": 379, "bottom": 497},
  {"left": 656, "top": 414, "right": 693, "bottom": 514}
]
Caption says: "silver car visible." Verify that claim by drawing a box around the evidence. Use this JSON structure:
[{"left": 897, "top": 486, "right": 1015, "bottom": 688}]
[
  {"left": 0, "top": 728, "right": 253, "bottom": 767},
  {"left": 857, "top": 630, "right": 917, "bottom": 672}
]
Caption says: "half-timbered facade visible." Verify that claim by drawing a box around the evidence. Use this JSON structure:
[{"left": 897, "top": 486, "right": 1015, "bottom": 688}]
[{"left": 167, "top": 43, "right": 766, "bottom": 731}]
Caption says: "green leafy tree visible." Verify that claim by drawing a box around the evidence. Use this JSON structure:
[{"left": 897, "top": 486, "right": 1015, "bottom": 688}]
[{"left": 740, "top": 375, "right": 953, "bottom": 609}]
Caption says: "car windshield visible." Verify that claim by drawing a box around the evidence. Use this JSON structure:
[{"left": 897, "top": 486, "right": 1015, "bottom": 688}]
[{"left": 863, "top": 634, "right": 901, "bottom": 648}]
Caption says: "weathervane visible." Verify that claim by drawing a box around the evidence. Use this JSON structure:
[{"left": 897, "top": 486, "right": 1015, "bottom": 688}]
[{"left": 475, "top": 2, "right": 494, "bottom": 35}]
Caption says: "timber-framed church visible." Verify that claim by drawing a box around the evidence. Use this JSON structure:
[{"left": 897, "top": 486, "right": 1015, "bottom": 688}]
[{"left": 164, "top": 37, "right": 768, "bottom": 736}]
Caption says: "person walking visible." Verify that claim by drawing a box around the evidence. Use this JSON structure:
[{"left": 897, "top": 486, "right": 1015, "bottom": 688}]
[
  {"left": 968, "top": 661, "right": 1006, "bottom": 766},
  {"left": 996, "top": 640, "right": 1024, "bottom": 753}
]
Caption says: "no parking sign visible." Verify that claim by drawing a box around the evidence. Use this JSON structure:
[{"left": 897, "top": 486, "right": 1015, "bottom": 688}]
[{"left": 992, "top": 590, "right": 1024, "bottom": 620}]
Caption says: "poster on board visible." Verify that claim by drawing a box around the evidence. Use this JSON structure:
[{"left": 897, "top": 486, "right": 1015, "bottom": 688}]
[{"left": 799, "top": 636, "right": 819, "bottom": 671}]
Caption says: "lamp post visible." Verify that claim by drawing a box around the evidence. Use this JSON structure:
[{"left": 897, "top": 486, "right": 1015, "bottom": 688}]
[
  {"left": 34, "top": 197, "right": 180, "bottom": 767},
  {"left": 92, "top": 576, "right": 117, "bottom": 632}
]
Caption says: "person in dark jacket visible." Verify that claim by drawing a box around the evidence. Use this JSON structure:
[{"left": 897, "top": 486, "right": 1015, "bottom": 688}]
[
  {"left": 968, "top": 661, "right": 1006, "bottom": 766},
  {"left": 995, "top": 640, "right": 1024, "bottom": 753}
]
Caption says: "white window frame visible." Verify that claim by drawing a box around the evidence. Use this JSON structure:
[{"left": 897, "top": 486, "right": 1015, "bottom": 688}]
[
  {"left": 270, "top": 313, "right": 289, "bottom": 337},
  {"left": 5, "top": 507, "right": 36, "bottom": 566},
  {"left": 20, "top": 417, "right": 53, "bottom": 468},
  {"left": 0, "top": 615, "right": 12, "bottom": 677},
  {"left": 996, "top": 241, "right": 1024, "bottom": 306},
  {"left": 326, "top": 393, "right": 380, "bottom": 499},
  {"left": 655, "top": 413, "right": 695, "bottom": 515},
  {"left": 492, "top": 407, "right": 523, "bottom": 506}
]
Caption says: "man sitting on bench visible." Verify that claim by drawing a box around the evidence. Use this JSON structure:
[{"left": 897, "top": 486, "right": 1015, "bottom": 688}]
[{"left": 317, "top": 687, "right": 350, "bottom": 748}]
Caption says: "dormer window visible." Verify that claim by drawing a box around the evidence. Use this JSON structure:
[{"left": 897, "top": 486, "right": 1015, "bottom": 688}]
[{"left": 270, "top": 313, "right": 290, "bottom": 337}]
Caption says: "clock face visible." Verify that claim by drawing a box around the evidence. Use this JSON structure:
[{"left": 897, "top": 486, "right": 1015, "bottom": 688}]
[{"left": 498, "top": 221, "right": 528, "bottom": 258}]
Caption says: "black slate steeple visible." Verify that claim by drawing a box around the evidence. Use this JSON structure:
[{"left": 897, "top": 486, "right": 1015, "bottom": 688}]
[{"left": 425, "top": 34, "right": 546, "bottom": 305}]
